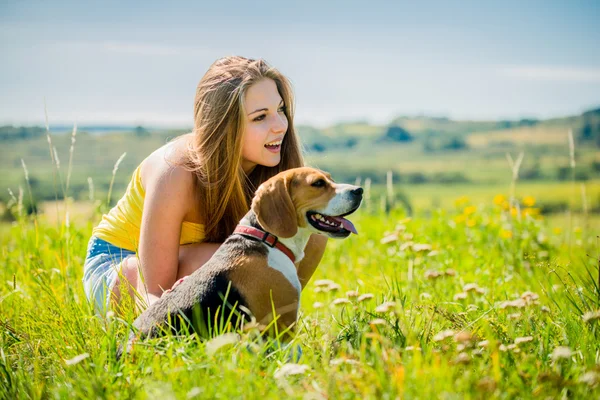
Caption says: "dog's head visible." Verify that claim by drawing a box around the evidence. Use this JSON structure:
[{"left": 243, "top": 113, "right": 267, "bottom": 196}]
[{"left": 251, "top": 167, "right": 363, "bottom": 239}]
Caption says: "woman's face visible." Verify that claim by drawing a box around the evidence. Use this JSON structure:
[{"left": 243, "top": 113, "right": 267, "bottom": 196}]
[{"left": 241, "top": 78, "right": 288, "bottom": 173}]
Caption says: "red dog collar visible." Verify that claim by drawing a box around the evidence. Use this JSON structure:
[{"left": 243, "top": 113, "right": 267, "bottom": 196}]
[{"left": 233, "top": 225, "right": 296, "bottom": 263}]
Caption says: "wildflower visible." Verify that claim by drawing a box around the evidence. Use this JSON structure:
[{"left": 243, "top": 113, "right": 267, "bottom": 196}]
[
  {"left": 380, "top": 233, "right": 399, "bottom": 244},
  {"left": 454, "top": 214, "right": 466, "bottom": 224},
  {"left": 454, "top": 331, "right": 473, "bottom": 343},
  {"left": 274, "top": 363, "right": 310, "bottom": 379},
  {"left": 420, "top": 292, "right": 432, "bottom": 300},
  {"left": 522, "top": 208, "right": 540, "bottom": 217},
  {"left": 412, "top": 243, "right": 432, "bottom": 252},
  {"left": 332, "top": 298, "right": 351, "bottom": 306},
  {"left": 514, "top": 336, "right": 533, "bottom": 345},
  {"left": 579, "top": 371, "right": 600, "bottom": 387},
  {"left": 326, "top": 283, "right": 341, "bottom": 292},
  {"left": 552, "top": 227, "right": 562, "bottom": 235},
  {"left": 454, "top": 196, "right": 470, "bottom": 206},
  {"left": 510, "top": 207, "right": 518, "bottom": 217},
  {"left": 369, "top": 319, "right": 387, "bottom": 326},
  {"left": 445, "top": 269, "right": 457, "bottom": 276},
  {"left": 540, "top": 306, "right": 550, "bottom": 313},
  {"left": 357, "top": 293, "right": 374, "bottom": 302},
  {"left": 463, "top": 205, "right": 477, "bottom": 216},
  {"left": 424, "top": 270, "right": 443, "bottom": 280},
  {"left": 521, "top": 291, "right": 539, "bottom": 303},
  {"left": 312, "top": 302, "right": 324, "bottom": 309},
  {"left": 463, "top": 283, "right": 481, "bottom": 293},
  {"left": 346, "top": 290, "right": 359, "bottom": 298},
  {"left": 433, "top": 329, "right": 455, "bottom": 342},
  {"left": 453, "top": 352, "right": 471, "bottom": 365},
  {"left": 493, "top": 194, "right": 507, "bottom": 206},
  {"left": 500, "top": 230, "right": 513, "bottom": 239},
  {"left": 466, "top": 219, "right": 477, "bottom": 228},
  {"left": 550, "top": 346, "right": 573, "bottom": 361},
  {"left": 522, "top": 196, "right": 536, "bottom": 207},
  {"left": 427, "top": 250, "right": 439, "bottom": 257},
  {"left": 499, "top": 299, "right": 526, "bottom": 309},
  {"left": 314, "top": 279, "right": 335, "bottom": 287},
  {"left": 582, "top": 310, "right": 600, "bottom": 323},
  {"left": 405, "top": 346, "right": 421, "bottom": 351},
  {"left": 478, "top": 340, "right": 489, "bottom": 348},
  {"left": 453, "top": 292, "right": 468, "bottom": 301},
  {"left": 399, "top": 241, "right": 414, "bottom": 251},
  {"left": 508, "top": 313, "right": 521, "bottom": 320},
  {"left": 375, "top": 302, "right": 396, "bottom": 313}
]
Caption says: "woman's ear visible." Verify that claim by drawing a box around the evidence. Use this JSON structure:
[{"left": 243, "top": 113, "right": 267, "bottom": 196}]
[{"left": 251, "top": 176, "right": 298, "bottom": 238}]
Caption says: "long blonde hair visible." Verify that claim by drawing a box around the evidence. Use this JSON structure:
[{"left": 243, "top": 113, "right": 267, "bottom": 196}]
[{"left": 186, "top": 56, "right": 304, "bottom": 242}]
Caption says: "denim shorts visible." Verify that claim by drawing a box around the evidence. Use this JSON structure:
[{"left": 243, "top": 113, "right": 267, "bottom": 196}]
[{"left": 82, "top": 236, "right": 136, "bottom": 313}]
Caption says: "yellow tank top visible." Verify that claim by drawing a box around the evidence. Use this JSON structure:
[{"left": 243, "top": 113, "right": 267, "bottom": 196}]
[{"left": 92, "top": 165, "right": 205, "bottom": 252}]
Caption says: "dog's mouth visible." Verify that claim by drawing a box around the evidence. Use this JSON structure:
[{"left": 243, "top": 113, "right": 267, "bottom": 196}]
[{"left": 306, "top": 208, "right": 358, "bottom": 237}]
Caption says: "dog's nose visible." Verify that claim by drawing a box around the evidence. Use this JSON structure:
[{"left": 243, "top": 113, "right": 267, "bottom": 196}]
[{"left": 352, "top": 187, "right": 363, "bottom": 196}]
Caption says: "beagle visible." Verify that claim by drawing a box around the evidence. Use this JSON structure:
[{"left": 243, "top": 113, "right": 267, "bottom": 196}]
[{"left": 120, "top": 167, "right": 362, "bottom": 354}]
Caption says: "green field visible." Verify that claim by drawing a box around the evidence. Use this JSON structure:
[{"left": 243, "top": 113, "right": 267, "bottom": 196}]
[
  {"left": 2, "top": 193, "right": 600, "bottom": 398},
  {"left": 1, "top": 112, "right": 600, "bottom": 398}
]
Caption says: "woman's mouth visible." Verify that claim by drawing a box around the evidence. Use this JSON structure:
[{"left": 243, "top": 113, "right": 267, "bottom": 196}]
[{"left": 264, "top": 139, "right": 282, "bottom": 153}]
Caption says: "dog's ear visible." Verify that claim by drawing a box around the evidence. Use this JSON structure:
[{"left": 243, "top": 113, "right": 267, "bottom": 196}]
[{"left": 251, "top": 176, "right": 297, "bottom": 238}]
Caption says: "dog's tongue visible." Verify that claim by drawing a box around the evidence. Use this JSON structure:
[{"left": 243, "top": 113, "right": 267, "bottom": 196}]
[{"left": 332, "top": 216, "right": 358, "bottom": 234}]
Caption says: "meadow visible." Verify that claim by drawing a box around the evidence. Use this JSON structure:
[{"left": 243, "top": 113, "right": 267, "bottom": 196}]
[
  {"left": 1, "top": 115, "right": 600, "bottom": 398},
  {"left": 1, "top": 177, "right": 600, "bottom": 398}
]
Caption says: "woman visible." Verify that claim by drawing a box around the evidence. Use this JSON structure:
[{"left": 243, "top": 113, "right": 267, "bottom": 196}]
[{"left": 83, "top": 56, "right": 328, "bottom": 313}]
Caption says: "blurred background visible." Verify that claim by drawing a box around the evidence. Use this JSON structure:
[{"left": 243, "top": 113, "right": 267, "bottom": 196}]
[{"left": 1, "top": 0, "right": 599, "bottom": 223}]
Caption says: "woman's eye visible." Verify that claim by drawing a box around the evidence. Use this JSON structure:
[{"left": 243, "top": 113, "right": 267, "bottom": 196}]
[
  {"left": 253, "top": 114, "right": 266, "bottom": 122},
  {"left": 311, "top": 179, "right": 326, "bottom": 188},
  {"left": 278, "top": 106, "right": 286, "bottom": 113}
]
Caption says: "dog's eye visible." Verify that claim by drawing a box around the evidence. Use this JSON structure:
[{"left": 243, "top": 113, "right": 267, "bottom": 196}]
[{"left": 311, "top": 179, "right": 326, "bottom": 188}]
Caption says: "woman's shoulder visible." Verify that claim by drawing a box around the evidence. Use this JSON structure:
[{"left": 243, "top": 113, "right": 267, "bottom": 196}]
[{"left": 139, "top": 133, "right": 198, "bottom": 202}]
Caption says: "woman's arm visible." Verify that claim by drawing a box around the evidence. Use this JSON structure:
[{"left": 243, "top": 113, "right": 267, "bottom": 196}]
[
  {"left": 296, "top": 234, "right": 328, "bottom": 290},
  {"left": 138, "top": 164, "right": 195, "bottom": 298}
]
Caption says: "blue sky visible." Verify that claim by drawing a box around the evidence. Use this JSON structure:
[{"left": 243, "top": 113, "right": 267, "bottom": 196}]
[{"left": 1, "top": 0, "right": 599, "bottom": 127}]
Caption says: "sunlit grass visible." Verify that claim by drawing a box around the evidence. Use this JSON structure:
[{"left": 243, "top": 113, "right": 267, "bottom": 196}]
[{"left": 1, "top": 192, "right": 599, "bottom": 398}]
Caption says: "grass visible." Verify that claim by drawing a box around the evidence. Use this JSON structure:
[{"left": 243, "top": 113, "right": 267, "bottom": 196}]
[{"left": 1, "top": 190, "right": 600, "bottom": 398}]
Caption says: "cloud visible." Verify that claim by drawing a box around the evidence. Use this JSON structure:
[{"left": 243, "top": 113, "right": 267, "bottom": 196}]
[{"left": 497, "top": 65, "right": 600, "bottom": 82}]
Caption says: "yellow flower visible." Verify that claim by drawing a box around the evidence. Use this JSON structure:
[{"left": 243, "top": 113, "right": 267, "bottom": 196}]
[
  {"left": 493, "top": 194, "right": 506, "bottom": 206},
  {"left": 454, "top": 214, "right": 466, "bottom": 224},
  {"left": 522, "top": 208, "right": 540, "bottom": 217},
  {"left": 522, "top": 196, "right": 536, "bottom": 207},
  {"left": 500, "top": 230, "right": 513, "bottom": 239},
  {"left": 510, "top": 207, "right": 518, "bottom": 217},
  {"left": 553, "top": 227, "right": 562, "bottom": 235},
  {"left": 466, "top": 219, "right": 477, "bottom": 228},
  {"left": 455, "top": 196, "right": 470, "bottom": 207},
  {"left": 463, "top": 205, "right": 477, "bottom": 216}
]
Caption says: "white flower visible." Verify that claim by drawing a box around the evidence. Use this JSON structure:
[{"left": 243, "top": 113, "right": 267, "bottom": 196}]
[
  {"left": 274, "top": 363, "right": 310, "bottom": 379},
  {"left": 433, "top": 329, "right": 455, "bottom": 342},
  {"left": 514, "top": 336, "right": 533, "bottom": 345},
  {"left": 375, "top": 301, "right": 396, "bottom": 313},
  {"left": 358, "top": 293, "right": 374, "bottom": 302},
  {"left": 550, "top": 346, "right": 573, "bottom": 361}
]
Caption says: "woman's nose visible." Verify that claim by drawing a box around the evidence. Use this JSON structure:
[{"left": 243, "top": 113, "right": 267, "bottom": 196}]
[{"left": 272, "top": 112, "right": 288, "bottom": 133}]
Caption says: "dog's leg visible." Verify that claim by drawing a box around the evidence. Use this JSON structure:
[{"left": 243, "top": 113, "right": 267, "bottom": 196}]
[{"left": 227, "top": 259, "right": 300, "bottom": 341}]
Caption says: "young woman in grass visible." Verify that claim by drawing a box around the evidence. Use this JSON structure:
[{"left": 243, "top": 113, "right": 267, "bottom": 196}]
[{"left": 83, "top": 56, "right": 328, "bottom": 313}]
